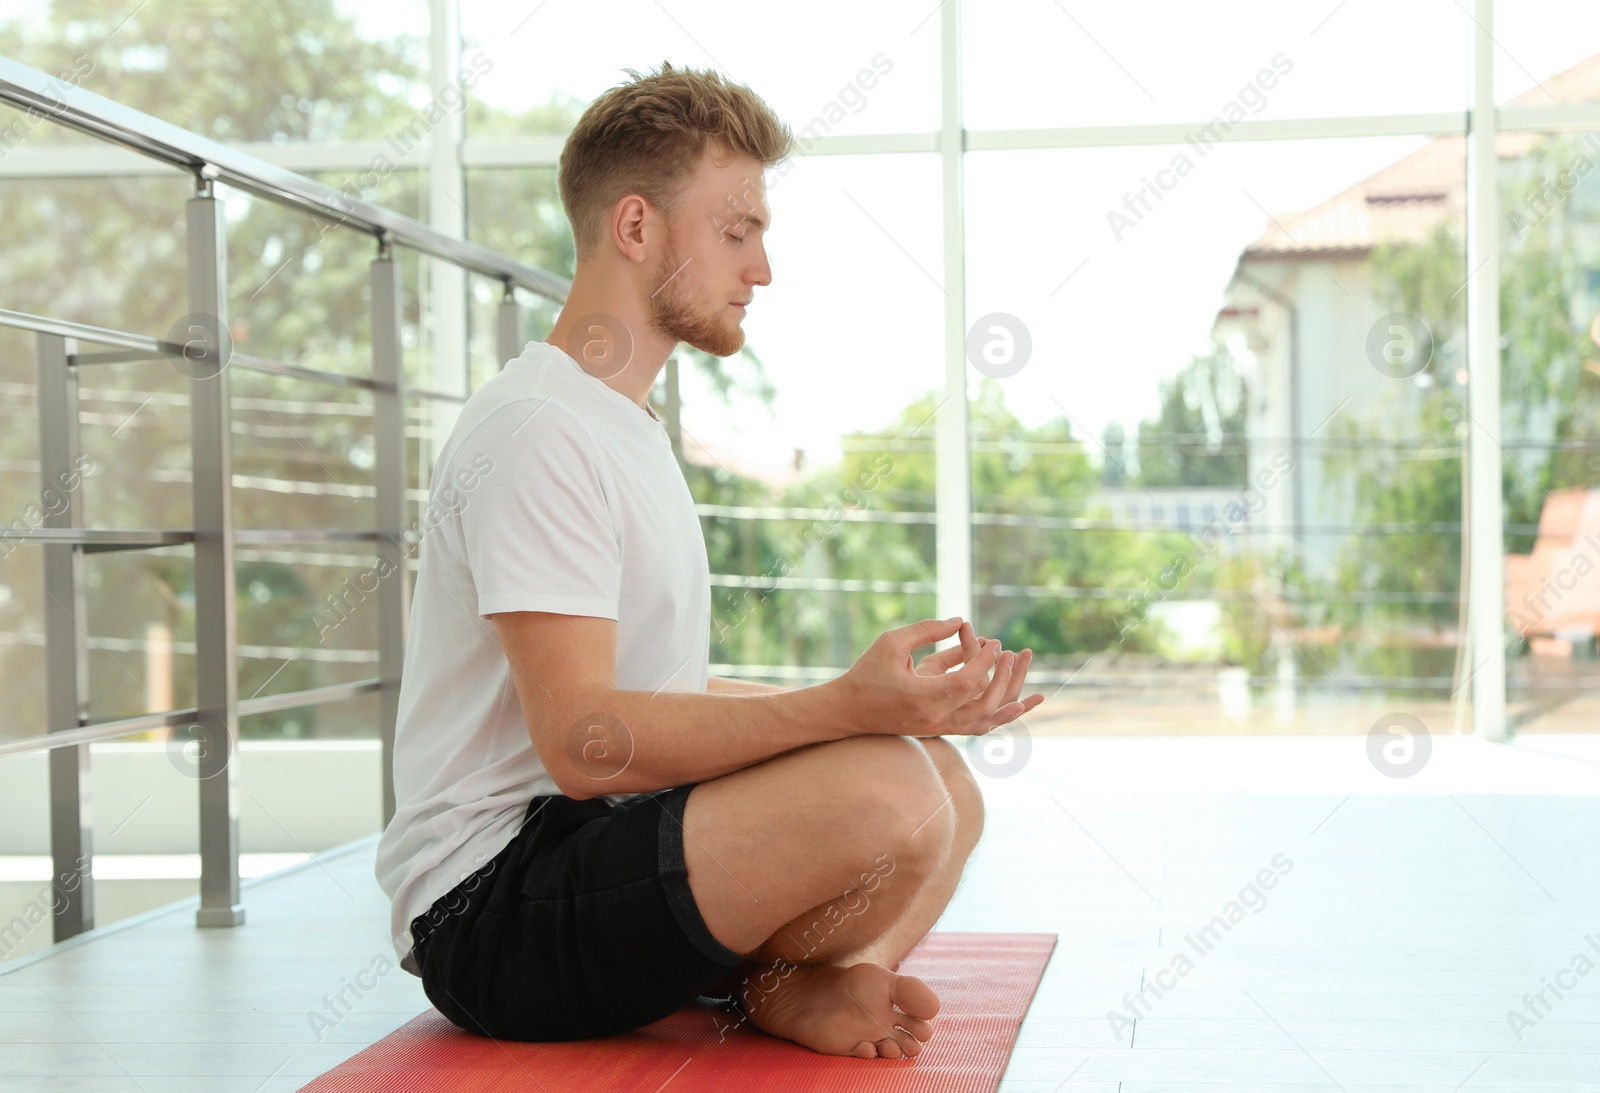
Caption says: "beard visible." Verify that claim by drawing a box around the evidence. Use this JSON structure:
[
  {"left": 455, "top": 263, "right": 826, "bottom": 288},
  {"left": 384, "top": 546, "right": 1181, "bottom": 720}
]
[{"left": 646, "top": 227, "right": 745, "bottom": 358}]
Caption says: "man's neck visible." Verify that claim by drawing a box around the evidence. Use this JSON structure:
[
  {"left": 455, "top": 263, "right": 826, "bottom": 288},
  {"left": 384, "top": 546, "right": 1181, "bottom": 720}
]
[{"left": 544, "top": 290, "right": 674, "bottom": 413}]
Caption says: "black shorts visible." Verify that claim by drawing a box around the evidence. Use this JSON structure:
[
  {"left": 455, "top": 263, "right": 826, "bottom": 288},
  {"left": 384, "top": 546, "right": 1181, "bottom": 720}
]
[{"left": 408, "top": 784, "right": 746, "bottom": 1042}]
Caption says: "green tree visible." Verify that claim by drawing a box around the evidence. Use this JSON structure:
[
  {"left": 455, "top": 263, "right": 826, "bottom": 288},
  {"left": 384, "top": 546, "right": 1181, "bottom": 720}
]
[
  {"left": 1135, "top": 348, "right": 1248, "bottom": 488},
  {"left": 1325, "top": 132, "right": 1600, "bottom": 682}
]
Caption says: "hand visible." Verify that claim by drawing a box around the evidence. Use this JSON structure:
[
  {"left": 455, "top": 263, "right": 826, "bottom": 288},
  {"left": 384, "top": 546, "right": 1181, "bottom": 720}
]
[
  {"left": 917, "top": 620, "right": 1043, "bottom": 734},
  {"left": 831, "top": 617, "right": 1045, "bottom": 738}
]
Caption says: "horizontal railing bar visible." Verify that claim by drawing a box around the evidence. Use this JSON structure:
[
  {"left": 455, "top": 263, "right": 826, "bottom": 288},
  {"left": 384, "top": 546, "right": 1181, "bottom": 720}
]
[
  {"left": 81, "top": 355, "right": 465, "bottom": 402},
  {"left": 406, "top": 386, "right": 468, "bottom": 404},
  {"left": 70, "top": 348, "right": 168, "bottom": 366},
  {"left": 709, "top": 574, "right": 1468, "bottom": 604},
  {"left": 232, "top": 354, "right": 375, "bottom": 391},
  {"left": 0, "top": 528, "right": 388, "bottom": 549},
  {"left": 0, "top": 709, "right": 198, "bottom": 759},
  {"left": 0, "top": 139, "right": 428, "bottom": 179},
  {"left": 847, "top": 436, "right": 1600, "bottom": 452},
  {"left": 705, "top": 663, "right": 1600, "bottom": 691},
  {"left": 0, "top": 515, "right": 1543, "bottom": 549},
  {"left": 0, "top": 519, "right": 1539, "bottom": 555},
  {"left": 237, "top": 678, "right": 380, "bottom": 718},
  {"left": 0, "top": 307, "right": 162, "bottom": 353},
  {"left": 0, "top": 309, "right": 469, "bottom": 402},
  {"left": 692, "top": 505, "right": 1539, "bottom": 536},
  {"left": 0, "top": 528, "right": 195, "bottom": 549},
  {"left": 70, "top": 347, "right": 383, "bottom": 394},
  {"left": 0, "top": 57, "right": 571, "bottom": 302},
  {"left": 233, "top": 529, "right": 380, "bottom": 544},
  {"left": 81, "top": 540, "right": 190, "bottom": 555},
  {"left": 0, "top": 680, "right": 379, "bottom": 758}
]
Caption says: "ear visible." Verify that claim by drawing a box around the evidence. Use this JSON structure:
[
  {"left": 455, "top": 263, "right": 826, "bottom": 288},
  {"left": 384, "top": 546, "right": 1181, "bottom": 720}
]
[{"left": 610, "top": 195, "right": 651, "bottom": 264}]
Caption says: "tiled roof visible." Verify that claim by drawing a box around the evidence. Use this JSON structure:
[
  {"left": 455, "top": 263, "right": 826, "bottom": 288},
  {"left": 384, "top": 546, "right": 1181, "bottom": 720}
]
[{"left": 1243, "top": 53, "right": 1600, "bottom": 258}]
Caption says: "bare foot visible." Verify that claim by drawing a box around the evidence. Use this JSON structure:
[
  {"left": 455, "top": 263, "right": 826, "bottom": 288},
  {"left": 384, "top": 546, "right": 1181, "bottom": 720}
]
[{"left": 739, "top": 961, "right": 941, "bottom": 1059}]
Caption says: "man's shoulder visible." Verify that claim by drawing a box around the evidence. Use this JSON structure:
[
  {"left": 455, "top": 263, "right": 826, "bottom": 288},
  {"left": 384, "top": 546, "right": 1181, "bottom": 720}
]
[{"left": 451, "top": 385, "right": 600, "bottom": 460}]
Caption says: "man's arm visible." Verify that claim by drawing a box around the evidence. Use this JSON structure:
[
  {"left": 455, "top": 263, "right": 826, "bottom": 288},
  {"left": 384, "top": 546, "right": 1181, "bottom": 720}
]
[
  {"left": 493, "top": 611, "right": 844, "bottom": 801},
  {"left": 706, "top": 676, "right": 790, "bottom": 696},
  {"left": 493, "top": 612, "right": 1018, "bottom": 804}
]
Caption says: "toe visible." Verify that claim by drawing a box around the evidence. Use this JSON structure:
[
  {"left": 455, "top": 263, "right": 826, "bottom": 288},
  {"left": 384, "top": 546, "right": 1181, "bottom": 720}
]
[
  {"left": 889, "top": 1028, "right": 925, "bottom": 1057},
  {"left": 895, "top": 1014, "right": 934, "bottom": 1043},
  {"left": 891, "top": 973, "right": 942, "bottom": 1021},
  {"left": 875, "top": 1036, "right": 903, "bottom": 1059}
]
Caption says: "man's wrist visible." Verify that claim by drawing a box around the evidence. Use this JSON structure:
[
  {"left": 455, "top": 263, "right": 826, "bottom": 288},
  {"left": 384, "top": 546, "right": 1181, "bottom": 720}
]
[
  {"left": 707, "top": 675, "right": 789, "bottom": 696},
  {"left": 804, "top": 675, "right": 867, "bottom": 740}
]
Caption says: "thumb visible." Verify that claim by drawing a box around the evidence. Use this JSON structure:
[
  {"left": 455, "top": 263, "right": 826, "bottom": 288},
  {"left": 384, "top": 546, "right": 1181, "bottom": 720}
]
[{"left": 887, "top": 617, "right": 964, "bottom": 653}]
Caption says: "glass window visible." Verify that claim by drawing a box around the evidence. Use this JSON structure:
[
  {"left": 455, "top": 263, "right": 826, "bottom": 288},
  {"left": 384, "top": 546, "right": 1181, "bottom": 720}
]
[
  {"left": 967, "top": 136, "right": 1466, "bottom": 727},
  {"left": 463, "top": 1, "right": 939, "bottom": 139},
  {"left": 651, "top": 151, "right": 944, "bottom": 677},
  {"left": 1499, "top": 128, "right": 1600, "bottom": 726},
  {"left": 1494, "top": 4, "right": 1600, "bottom": 106},
  {"left": 0, "top": 1, "right": 432, "bottom": 144},
  {"left": 964, "top": 0, "right": 1473, "bottom": 130}
]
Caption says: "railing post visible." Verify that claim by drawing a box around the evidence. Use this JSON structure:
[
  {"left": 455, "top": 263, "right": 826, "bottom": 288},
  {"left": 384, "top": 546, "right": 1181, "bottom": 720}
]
[
  {"left": 496, "top": 281, "right": 522, "bottom": 369},
  {"left": 188, "top": 177, "right": 244, "bottom": 927},
  {"left": 38, "top": 331, "right": 93, "bottom": 942},
  {"left": 373, "top": 241, "right": 408, "bottom": 826}
]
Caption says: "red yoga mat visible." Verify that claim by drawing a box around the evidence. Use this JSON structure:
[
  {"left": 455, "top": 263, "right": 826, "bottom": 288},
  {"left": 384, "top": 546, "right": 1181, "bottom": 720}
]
[{"left": 298, "top": 931, "right": 1056, "bottom": 1092}]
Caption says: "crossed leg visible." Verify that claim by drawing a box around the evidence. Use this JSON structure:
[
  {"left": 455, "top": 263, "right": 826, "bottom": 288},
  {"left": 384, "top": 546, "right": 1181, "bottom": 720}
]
[{"left": 681, "top": 734, "right": 986, "bottom": 1058}]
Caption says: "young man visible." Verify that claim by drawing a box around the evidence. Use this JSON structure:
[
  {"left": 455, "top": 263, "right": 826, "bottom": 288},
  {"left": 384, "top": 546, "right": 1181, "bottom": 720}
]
[{"left": 374, "top": 61, "right": 1043, "bottom": 1061}]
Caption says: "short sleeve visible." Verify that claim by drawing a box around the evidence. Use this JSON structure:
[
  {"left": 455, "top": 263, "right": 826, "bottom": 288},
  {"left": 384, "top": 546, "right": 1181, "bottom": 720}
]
[{"left": 456, "top": 400, "right": 622, "bottom": 619}]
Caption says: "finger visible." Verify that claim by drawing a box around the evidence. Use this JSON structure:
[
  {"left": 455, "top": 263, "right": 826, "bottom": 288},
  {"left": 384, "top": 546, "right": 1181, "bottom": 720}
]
[
  {"left": 978, "top": 650, "right": 1016, "bottom": 715},
  {"left": 891, "top": 617, "right": 966, "bottom": 654},
  {"left": 915, "top": 645, "right": 967, "bottom": 675},
  {"left": 977, "top": 689, "right": 1039, "bottom": 729},
  {"left": 954, "top": 646, "right": 1013, "bottom": 721},
  {"left": 933, "top": 637, "right": 1001, "bottom": 702},
  {"left": 959, "top": 621, "right": 980, "bottom": 663},
  {"left": 1001, "top": 648, "right": 1033, "bottom": 706},
  {"left": 972, "top": 702, "right": 1025, "bottom": 734},
  {"left": 964, "top": 675, "right": 1046, "bottom": 734}
]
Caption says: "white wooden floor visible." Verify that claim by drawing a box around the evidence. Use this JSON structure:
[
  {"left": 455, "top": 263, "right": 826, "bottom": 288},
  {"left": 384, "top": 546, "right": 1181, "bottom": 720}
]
[{"left": 3, "top": 733, "right": 1599, "bottom": 1092}]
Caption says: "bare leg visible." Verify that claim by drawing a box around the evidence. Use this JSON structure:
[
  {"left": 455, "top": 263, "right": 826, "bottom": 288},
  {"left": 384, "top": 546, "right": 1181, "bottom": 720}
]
[
  {"left": 707, "top": 736, "right": 982, "bottom": 981},
  {"left": 837, "top": 737, "right": 985, "bottom": 971},
  {"left": 706, "top": 738, "right": 986, "bottom": 1059},
  {"left": 678, "top": 735, "right": 955, "bottom": 1058}
]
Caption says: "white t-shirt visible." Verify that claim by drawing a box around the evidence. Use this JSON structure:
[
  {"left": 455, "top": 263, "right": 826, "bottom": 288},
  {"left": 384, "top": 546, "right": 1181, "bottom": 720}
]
[{"left": 374, "top": 340, "right": 711, "bottom": 974}]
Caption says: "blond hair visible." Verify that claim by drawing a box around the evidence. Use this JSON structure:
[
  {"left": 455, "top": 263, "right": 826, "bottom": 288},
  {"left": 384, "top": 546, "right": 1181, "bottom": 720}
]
[{"left": 557, "top": 61, "right": 794, "bottom": 260}]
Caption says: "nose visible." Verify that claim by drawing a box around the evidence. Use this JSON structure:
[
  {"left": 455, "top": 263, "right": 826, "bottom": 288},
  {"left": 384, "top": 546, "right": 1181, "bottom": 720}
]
[{"left": 750, "top": 241, "right": 772, "bottom": 288}]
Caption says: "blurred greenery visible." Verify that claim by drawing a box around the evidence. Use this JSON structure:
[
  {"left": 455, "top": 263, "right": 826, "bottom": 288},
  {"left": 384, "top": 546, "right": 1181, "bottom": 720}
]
[
  {"left": 1134, "top": 348, "right": 1249, "bottom": 489},
  {"left": 1325, "top": 132, "right": 1600, "bottom": 678},
  {"left": 15, "top": 5, "right": 1581, "bottom": 736},
  {"left": 1, "top": 0, "right": 1205, "bottom": 740}
]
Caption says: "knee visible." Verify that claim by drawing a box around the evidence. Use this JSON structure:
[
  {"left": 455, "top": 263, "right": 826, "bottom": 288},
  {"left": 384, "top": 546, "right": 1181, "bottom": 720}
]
[
  {"left": 828, "top": 736, "right": 957, "bottom": 864},
  {"left": 918, "top": 737, "right": 985, "bottom": 846}
]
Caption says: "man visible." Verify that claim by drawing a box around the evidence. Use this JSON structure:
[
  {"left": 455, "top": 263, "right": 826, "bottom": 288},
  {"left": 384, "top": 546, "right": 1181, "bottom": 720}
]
[{"left": 374, "top": 60, "right": 1042, "bottom": 1061}]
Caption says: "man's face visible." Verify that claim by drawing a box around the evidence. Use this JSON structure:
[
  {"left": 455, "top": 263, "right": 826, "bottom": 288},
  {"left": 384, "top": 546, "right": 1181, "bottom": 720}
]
[{"left": 646, "top": 145, "right": 772, "bottom": 358}]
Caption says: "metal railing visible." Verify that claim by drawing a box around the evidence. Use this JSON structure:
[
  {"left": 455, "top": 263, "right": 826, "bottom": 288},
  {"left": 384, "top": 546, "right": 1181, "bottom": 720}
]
[{"left": 0, "top": 57, "right": 569, "bottom": 945}]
